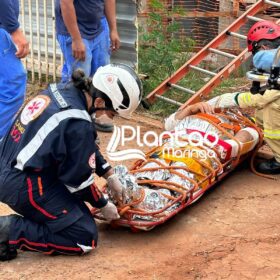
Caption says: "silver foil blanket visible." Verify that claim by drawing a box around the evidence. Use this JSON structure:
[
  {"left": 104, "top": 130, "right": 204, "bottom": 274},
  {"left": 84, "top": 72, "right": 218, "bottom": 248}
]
[{"left": 111, "top": 162, "right": 195, "bottom": 222}]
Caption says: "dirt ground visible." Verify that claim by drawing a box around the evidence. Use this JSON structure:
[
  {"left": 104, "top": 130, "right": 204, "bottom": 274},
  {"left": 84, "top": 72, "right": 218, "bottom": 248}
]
[{"left": 0, "top": 113, "right": 279, "bottom": 280}]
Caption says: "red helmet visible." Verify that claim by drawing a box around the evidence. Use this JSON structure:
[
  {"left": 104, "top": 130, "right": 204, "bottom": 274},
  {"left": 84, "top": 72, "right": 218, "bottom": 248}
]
[{"left": 247, "top": 20, "right": 280, "bottom": 52}]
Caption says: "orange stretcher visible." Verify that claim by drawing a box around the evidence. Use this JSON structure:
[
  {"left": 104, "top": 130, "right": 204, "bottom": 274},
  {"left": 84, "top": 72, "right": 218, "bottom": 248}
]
[{"left": 92, "top": 110, "right": 264, "bottom": 231}]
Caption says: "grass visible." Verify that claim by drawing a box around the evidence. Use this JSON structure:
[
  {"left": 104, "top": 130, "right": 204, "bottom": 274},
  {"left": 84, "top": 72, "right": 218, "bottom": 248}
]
[{"left": 141, "top": 72, "right": 251, "bottom": 119}]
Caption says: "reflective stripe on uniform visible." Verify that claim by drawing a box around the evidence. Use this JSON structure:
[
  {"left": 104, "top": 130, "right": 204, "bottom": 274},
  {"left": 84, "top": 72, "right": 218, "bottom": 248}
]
[
  {"left": 102, "top": 163, "right": 110, "bottom": 169},
  {"left": 264, "top": 129, "right": 280, "bottom": 139},
  {"left": 77, "top": 243, "right": 93, "bottom": 253},
  {"left": 239, "top": 92, "right": 252, "bottom": 106},
  {"left": 65, "top": 174, "right": 94, "bottom": 193},
  {"left": 15, "top": 109, "right": 91, "bottom": 170}
]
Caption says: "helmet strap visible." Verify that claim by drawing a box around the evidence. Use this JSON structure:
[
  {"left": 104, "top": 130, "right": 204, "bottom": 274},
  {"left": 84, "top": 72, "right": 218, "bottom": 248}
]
[
  {"left": 87, "top": 87, "right": 116, "bottom": 115},
  {"left": 252, "top": 41, "right": 260, "bottom": 55},
  {"left": 89, "top": 106, "right": 115, "bottom": 116},
  {"left": 94, "top": 107, "right": 115, "bottom": 111}
]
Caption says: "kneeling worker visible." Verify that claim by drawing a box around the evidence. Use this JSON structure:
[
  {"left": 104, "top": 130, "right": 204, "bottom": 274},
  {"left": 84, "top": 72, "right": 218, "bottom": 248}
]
[{"left": 0, "top": 64, "right": 143, "bottom": 260}]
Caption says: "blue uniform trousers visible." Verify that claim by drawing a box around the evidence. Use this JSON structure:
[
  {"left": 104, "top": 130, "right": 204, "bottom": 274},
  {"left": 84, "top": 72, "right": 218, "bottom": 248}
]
[
  {"left": 57, "top": 17, "right": 111, "bottom": 82},
  {"left": 0, "top": 29, "right": 26, "bottom": 138},
  {"left": 0, "top": 166, "right": 98, "bottom": 255}
]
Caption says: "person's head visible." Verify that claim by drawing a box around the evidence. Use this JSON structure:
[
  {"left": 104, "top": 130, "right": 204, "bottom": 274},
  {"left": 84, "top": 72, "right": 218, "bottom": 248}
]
[
  {"left": 72, "top": 63, "right": 143, "bottom": 119},
  {"left": 247, "top": 20, "right": 280, "bottom": 55}
]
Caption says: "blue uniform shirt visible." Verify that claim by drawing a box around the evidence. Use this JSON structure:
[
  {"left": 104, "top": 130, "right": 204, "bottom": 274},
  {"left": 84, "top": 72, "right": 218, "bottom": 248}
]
[
  {"left": 0, "top": 83, "right": 111, "bottom": 190},
  {"left": 0, "top": 0, "right": 20, "bottom": 33},
  {"left": 55, "top": 0, "right": 104, "bottom": 40}
]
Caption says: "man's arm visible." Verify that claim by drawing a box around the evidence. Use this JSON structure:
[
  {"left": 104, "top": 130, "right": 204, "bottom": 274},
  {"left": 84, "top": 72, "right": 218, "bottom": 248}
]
[
  {"left": 104, "top": 0, "right": 120, "bottom": 51},
  {"left": 164, "top": 102, "right": 214, "bottom": 131},
  {"left": 0, "top": 0, "right": 29, "bottom": 58},
  {"left": 207, "top": 90, "right": 280, "bottom": 110},
  {"left": 60, "top": 0, "right": 85, "bottom": 60}
]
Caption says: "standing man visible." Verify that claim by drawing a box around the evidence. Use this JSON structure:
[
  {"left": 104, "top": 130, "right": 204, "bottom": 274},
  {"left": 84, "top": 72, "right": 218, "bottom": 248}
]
[
  {"left": 0, "top": 0, "right": 29, "bottom": 139},
  {"left": 55, "top": 0, "right": 120, "bottom": 132}
]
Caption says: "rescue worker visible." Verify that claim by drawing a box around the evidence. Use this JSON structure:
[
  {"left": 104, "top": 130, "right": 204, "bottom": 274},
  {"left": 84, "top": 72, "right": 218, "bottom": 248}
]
[
  {"left": 0, "top": 0, "right": 29, "bottom": 139},
  {"left": 207, "top": 21, "right": 280, "bottom": 174},
  {"left": 0, "top": 63, "right": 143, "bottom": 261}
]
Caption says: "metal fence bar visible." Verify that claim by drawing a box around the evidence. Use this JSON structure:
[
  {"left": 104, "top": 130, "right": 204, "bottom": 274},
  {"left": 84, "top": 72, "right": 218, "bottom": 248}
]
[
  {"left": 43, "top": 0, "right": 49, "bottom": 83},
  {"left": 28, "top": 0, "right": 35, "bottom": 82},
  {"left": 51, "top": 0, "right": 56, "bottom": 82},
  {"left": 20, "top": 0, "right": 27, "bottom": 69},
  {"left": 35, "top": 0, "right": 42, "bottom": 82},
  {"left": 20, "top": 0, "right": 138, "bottom": 84}
]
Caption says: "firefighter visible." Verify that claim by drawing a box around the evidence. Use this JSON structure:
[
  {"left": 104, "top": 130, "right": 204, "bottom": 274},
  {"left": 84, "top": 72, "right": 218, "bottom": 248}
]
[
  {"left": 207, "top": 21, "right": 280, "bottom": 174},
  {"left": 0, "top": 63, "right": 143, "bottom": 261}
]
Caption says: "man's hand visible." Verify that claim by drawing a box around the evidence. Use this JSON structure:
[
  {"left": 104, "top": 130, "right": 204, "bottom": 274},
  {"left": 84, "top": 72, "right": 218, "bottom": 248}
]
[
  {"left": 110, "top": 29, "right": 120, "bottom": 51},
  {"left": 11, "top": 29, "right": 29, "bottom": 58},
  {"left": 60, "top": 0, "right": 85, "bottom": 61},
  {"left": 100, "top": 201, "right": 120, "bottom": 222},
  {"left": 188, "top": 102, "right": 215, "bottom": 115},
  {"left": 72, "top": 38, "right": 86, "bottom": 61},
  {"left": 175, "top": 101, "right": 214, "bottom": 122}
]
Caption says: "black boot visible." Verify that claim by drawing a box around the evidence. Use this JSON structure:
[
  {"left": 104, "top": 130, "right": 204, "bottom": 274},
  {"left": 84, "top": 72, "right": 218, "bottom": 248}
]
[
  {"left": 0, "top": 215, "right": 17, "bottom": 261},
  {"left": 256, "top": 158, "right": 280, "bottom": 175},
  {"left": 0, "top": 242, "right": 17, "bottom": 261}
]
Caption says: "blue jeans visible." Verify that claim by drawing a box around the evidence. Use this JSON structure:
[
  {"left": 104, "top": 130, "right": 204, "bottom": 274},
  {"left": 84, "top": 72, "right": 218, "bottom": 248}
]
[
  {"left": 0, "top": 29, "right": 27, "bottom": 138},
  {"left": 57, "top": 17, "right": 111, "bottom": 82}
]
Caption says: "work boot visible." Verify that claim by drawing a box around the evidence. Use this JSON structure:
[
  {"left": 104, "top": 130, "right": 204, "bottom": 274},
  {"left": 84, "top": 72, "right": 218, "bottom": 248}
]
[
  {"left": 94, "top": 114, "right": 114, "bottom": 133},
  {"left": 0, "top": 215, "right": 17, "bottom": 261},
  {"left": 0, "top": 242, "right": 17, "bottom": 261},
  {"left": 256, "top": 158, "right": 280, "bottom": 175}
]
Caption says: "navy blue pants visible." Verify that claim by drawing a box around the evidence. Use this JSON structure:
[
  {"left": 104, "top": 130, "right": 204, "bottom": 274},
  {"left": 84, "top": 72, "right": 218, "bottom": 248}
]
[{"left": 0, "top": 168, "right": 98, "bottom": 255}]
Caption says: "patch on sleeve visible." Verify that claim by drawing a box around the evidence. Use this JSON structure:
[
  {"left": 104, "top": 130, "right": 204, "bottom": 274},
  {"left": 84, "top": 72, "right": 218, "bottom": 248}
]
[
  {"left": 88, "top": 153, "right": 96, "bottom": 169},
  {"left": 20, "top": 95, "right": 50, "bottom": 125}
]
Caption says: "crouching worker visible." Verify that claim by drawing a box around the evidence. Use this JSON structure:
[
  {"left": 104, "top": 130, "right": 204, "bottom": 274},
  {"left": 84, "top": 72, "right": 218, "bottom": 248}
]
[
  {"left": 205, "top": 20, "right": 280, "bottom": 174},
  {"left": 0, "top": 63, "right": 143, "bottom": 260}
]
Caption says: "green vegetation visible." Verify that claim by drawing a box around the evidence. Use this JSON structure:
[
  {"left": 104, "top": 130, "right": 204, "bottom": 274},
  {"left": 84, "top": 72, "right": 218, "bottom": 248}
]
[
  {"left": 138, "top": 0, "right": 250, "bottom": 118},
  {"left": 138, "top": 0, "right": 195, "bottom": 94}
]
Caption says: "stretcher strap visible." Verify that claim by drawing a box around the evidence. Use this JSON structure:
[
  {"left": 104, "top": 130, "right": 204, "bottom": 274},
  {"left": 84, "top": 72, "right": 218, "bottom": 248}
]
[{"left": 197, "top": 113, "right": 241, "bottom": 133}]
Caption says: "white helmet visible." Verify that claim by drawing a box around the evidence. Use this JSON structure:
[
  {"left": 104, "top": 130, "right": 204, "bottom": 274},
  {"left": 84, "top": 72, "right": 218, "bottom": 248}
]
[{"left": 92, "top": 63, "right": 143, "bottom": 118}]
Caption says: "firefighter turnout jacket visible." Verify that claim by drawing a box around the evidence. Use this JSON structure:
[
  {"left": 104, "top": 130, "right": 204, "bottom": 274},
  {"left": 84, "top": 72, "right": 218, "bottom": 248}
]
[{"left": 237, "top": 89, "right": 280, "bottom": 162}]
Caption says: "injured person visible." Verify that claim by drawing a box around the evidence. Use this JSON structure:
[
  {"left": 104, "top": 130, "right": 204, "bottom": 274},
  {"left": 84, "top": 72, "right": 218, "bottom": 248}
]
[{"left": 94, "top": 102, "right": 261, "bottom": 231}]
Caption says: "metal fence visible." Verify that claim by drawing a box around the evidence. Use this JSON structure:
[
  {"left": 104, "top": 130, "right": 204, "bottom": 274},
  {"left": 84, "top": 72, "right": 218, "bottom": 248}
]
[{"left": 19, "top": 0, "right": 138, "bottom": 83}]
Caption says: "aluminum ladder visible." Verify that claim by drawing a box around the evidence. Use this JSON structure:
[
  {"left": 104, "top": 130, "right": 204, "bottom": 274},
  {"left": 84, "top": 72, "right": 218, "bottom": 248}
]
[{"left": 144, "top": 0, "right": 280, "bottom": 110}]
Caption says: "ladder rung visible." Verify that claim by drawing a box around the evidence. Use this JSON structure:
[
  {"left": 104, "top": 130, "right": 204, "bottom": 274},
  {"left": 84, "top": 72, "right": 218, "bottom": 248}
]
[
  {"left": 247, "top": 15, "right": 264, "bottom": 22},
  {"left": 155, "top": 95, "right": 182, "bottom": 106},
  {"left": 168, "top": 83, "right": 196, "bottom": 94},
  {"left": 226, "top": 31, "right": 247, "bottom": 40},
  {"left": 265, "top": 0, "right": 280, "bottom": 8},
  {"left": 189, "top": 65, "right": 216, "bottom": 76},
  {"left": 209, "top": 48, "right": 237, "bottom": 59}
]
